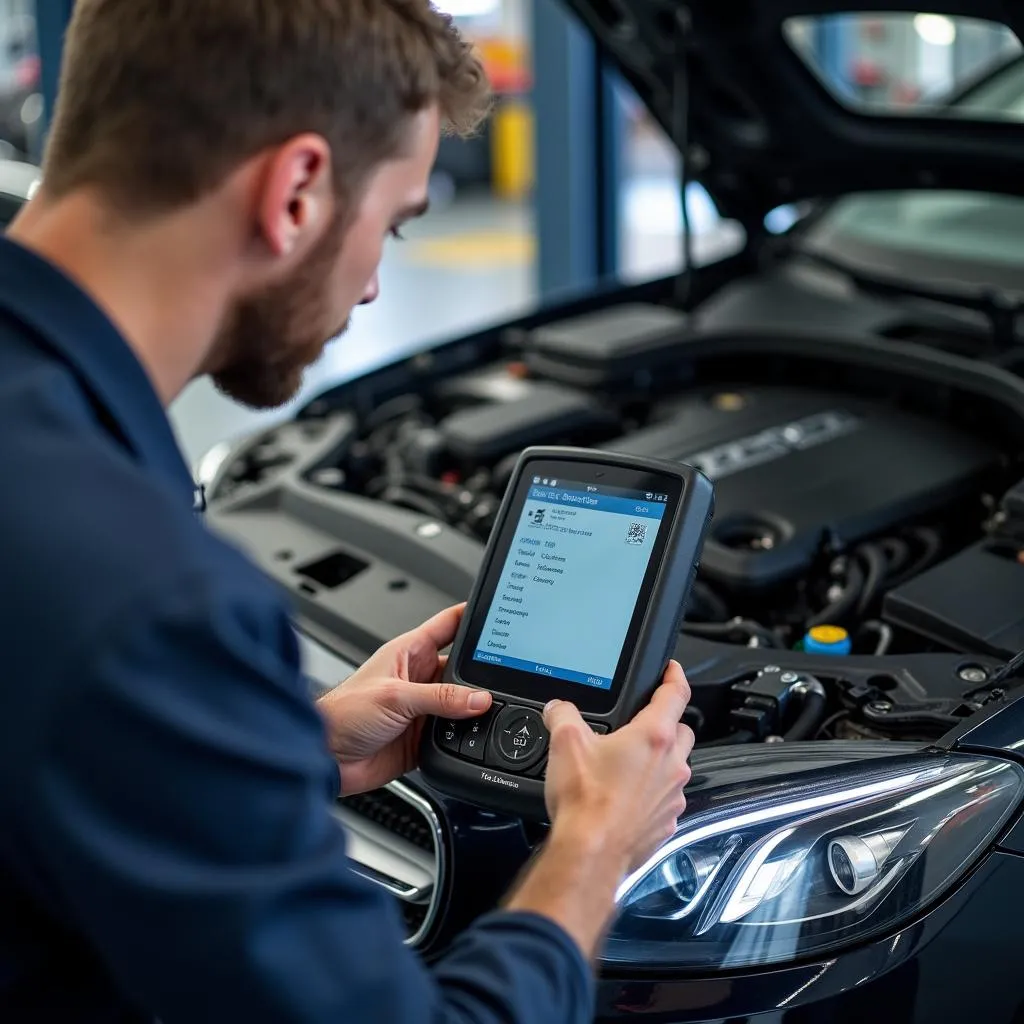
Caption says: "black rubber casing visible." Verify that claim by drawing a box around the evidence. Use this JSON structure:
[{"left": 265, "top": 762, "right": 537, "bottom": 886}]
[{"left": 419, "top": 446, "right": 714, "bottom": 819}]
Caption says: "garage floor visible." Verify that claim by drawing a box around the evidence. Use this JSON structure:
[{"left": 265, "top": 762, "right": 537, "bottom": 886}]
[{"left": 170, "top": 177, "right": 741, "bottom": 468}]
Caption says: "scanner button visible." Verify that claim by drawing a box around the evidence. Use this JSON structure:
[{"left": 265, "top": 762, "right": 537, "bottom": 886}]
[
  {"left": 459, "top": 717, "right": 492, "bottom": 762},
  {"left": 437, "top": 719, "right": 463, "bottom": 754},
  {"left": 587, "top": 722, "right": 609, "bottom": 735},
  {"left": 496, "top": 708, "right": 547, "bottom": 766}
]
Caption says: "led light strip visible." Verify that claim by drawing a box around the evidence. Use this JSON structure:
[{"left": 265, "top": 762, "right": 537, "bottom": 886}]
[{"left": 616, "top": 763, "right": 946, "bottom": 902}]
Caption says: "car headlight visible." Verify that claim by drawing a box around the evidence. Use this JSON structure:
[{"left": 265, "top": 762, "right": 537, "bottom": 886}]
[{"left": 607, "top": 749, "right": 1024, "bottom": 969}]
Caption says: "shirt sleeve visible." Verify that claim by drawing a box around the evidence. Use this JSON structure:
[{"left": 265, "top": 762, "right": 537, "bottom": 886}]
[{"left": 10, "top": 570, "right": 594, "bottom": 1024}]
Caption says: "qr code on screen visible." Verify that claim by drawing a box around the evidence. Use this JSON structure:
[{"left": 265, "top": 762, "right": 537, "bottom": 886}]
[{"left": 626, "top": 522, "right": 647, "bottom": 545}]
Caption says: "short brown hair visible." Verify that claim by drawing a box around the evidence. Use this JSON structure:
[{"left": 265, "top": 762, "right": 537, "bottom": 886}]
[{"left": 43, "top": 0, "right": 492, "bottom": 214}]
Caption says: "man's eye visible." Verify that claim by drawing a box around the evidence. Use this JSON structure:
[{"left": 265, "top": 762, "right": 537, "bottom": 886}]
[{"left": 389, "top": 226, "right": 406, "bottom": 241}]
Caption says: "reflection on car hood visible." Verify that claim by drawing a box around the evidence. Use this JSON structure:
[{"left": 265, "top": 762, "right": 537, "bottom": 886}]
[{"left": 561, "top": 0, "right": 1024, "bottom": 226}]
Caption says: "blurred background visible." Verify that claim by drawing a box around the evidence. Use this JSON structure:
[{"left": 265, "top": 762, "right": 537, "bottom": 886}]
[{"left": 4, "top": 2, "right": 1019, "bottom": 464}]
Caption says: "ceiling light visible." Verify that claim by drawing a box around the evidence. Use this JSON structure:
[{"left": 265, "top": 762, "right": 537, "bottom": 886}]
[{"left": 914, "top": 14, "right": 957, "bottom": 47}]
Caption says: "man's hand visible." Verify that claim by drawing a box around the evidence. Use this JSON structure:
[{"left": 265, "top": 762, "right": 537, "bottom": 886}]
[
  {"left": 506, "top": 662, "right": 694, "bottom": 961},
  {"left": 316, "top": 605, "right": 492, "bottom": 795},
  {"left": 543, "top": 661, "right": 693, "bottom": 873}
]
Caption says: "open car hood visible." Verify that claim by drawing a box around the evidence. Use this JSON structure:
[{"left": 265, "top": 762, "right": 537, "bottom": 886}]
[{"left": 560, "top": 0, "right": 1024, "bottom": 227}]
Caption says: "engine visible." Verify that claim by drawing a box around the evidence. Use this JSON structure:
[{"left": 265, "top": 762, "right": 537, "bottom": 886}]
[
  {"left": 323, "top": 355, "right": 1008, "bottom": 651},
  {"left": 207, "top": 295, "right": 1024, "bottom": 750},
  {"left": 605, "top": 386, "right": 996, "bottom": 592}
]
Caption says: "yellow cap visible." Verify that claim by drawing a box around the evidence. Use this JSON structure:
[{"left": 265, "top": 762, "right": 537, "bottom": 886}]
[{"left": 809, "top": 625, "right": 849, "bottom": 645}]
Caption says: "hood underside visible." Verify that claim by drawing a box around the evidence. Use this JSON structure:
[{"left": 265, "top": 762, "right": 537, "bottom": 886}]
[{"left": 558, "top": 0, "right": 1024, "bottom": 226}]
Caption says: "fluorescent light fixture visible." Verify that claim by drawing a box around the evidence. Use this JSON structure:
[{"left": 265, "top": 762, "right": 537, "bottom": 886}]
[{"left": 914, "top": 13, "right": 957, "bottom": 46}]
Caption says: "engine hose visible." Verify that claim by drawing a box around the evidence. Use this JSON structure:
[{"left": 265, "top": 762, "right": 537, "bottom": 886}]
[
  {"left": 808, "top": 559, "right": 865, "bottom": 628},
  {"left": 879, "top": 537, "right": 911, "bottom": 579},
  {"left": 815, "top": 710, "right": 849, "bottom": 740},
  {"left": 887, "top": 527, "right": 943, "bottom": 588},
  {"left": 364, "top": 477, "right": 388, "bottom": 498},
  {"left": 682, "top": 618, "right": 780, "bottom": 648},
  {"left": 783, "top": 689, "right": 828, "bottom": 741},
  {"left": 381, "top": 487, "right": 448, "bottom": 520},
  {"left": 909, "top": 526, "right": 942, "bottom": 570},
  {"left": 860, "top": 620, "right": 894, "bottom": 656},
  {"left": 855, "top": 543, "right": 887, "bottom": 616},
  {"left": 361, "top": 394, "right": 425, "bottom": 433},
  {"left": 688, "top": 581, "right": 730, "bottom": 623}
]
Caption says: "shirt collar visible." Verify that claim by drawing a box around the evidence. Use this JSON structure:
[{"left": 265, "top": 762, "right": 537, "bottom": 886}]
[{"left": 0, "top": 235, "right": 197, "bottom": 509}]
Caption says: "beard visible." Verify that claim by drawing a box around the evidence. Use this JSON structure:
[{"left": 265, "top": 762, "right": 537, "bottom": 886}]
[{"left": 210, "top": 214, "right": 350, "bottom": 410}]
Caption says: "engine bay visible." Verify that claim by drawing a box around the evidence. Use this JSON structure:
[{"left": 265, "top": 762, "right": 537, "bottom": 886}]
[{"left": 205, "top": 264, "right": 1024, "bottom": 753}]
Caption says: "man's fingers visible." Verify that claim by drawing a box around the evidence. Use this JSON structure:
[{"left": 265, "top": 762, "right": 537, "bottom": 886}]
[
  {"left": 677, "top": 722, "right": 696, "bottom": 760},
  {"left": 543, "top": 699, "right": 587, "bottom": 737},
  {"left": 431, "top": 654, "right": 450, "bottom": 685},
  {"left": 637, "top": 662, "right": 691, "bottom": 725},
  {"left": 412, "top": 604, "right": 466, "bottom": 652},
  {"left": 401, "top": 681, "right": 491, "bottom": 719},
  {"left": 655, "top": 785, "right": 687, "bottom": 818},
  {"left": 395, "top": 604, "right": 467, "bottom": 680}
]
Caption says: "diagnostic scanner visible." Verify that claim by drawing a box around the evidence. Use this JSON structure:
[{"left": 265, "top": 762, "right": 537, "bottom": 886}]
[{"left": 420, "top": 446, "right": 714, "bottom": 818}]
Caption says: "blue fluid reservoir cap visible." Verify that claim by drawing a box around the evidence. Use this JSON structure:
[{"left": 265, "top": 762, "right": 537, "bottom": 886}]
[{"left": 804, "top": 625, "right": 851, "bottom": 656}]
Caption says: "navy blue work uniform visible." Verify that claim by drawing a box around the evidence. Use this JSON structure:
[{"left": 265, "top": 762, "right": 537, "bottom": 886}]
[{"left": 0, "top": 236, "right": 592, "bottom": 1022}]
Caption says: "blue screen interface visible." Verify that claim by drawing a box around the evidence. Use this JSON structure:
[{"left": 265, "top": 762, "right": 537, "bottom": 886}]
[{"left": 472, "top": 478, "right": 667, "bottom": 690}]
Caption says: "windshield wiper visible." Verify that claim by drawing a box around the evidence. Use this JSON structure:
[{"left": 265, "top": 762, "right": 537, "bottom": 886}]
[{"left": 792, "top": 246, "right": 1024, "bottom": 352}]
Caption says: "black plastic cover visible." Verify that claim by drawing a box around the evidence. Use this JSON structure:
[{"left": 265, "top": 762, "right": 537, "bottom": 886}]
[
  {"left": 438, "top": 382, "right": 618, "bottom": 464},
  {"left": 884, "top": 542, "right": 1024, "bottom": 658},
  {"left": 606, "top": 387, "right": 998, "bottom": 590},
  {"left": 523, "top": 303, "right": 690, "bottom": 387}
]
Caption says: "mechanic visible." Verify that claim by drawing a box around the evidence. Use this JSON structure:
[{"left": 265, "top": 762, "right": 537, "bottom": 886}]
[{"left": 0, "top": 2, "right": 695, "bottom": 1022}]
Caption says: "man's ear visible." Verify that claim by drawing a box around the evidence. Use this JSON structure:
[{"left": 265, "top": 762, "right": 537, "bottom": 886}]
[{"left": 255, "top": 133, "right": 334, "bottom": 261}]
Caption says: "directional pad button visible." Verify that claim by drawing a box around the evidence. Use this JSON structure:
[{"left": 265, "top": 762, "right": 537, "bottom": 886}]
[{"left": 491, "top": 706, "right": 548, "bottom": 772}]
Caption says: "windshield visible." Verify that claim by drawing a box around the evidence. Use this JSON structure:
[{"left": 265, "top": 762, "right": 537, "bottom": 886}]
[{"left": 802, "top": 52, "right": 1024, "bottom": 288}]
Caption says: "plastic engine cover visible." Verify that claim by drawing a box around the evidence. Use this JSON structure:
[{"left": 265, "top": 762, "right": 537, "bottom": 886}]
[{"left": 604, "top": 386, "right": 998, "bottom": 590}]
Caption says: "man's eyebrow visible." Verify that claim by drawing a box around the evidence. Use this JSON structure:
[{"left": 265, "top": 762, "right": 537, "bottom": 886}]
[{"left": 397, "top": 198, "right": 430, "bottom": 221}]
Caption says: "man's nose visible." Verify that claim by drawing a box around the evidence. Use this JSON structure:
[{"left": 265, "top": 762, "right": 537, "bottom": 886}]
[{"left": 359, "top": 271, "right": 380, "bottom": 306}]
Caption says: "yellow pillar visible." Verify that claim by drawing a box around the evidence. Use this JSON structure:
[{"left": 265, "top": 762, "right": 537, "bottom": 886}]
[{"left": 492, "top": 99, "right": 534, "bottom": 201}]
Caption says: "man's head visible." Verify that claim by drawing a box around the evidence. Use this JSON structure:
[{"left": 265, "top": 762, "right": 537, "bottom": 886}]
[{"left": 41, "top": 0, "right": 491, "bottom": 407}]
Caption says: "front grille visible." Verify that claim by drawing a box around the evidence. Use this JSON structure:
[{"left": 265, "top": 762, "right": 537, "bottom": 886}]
[
  {"left": 333, "top": 781, "right": 443, "bottom": 946},
  {"left": 340, "top": 789, "right": 434, "bottom": 854}
]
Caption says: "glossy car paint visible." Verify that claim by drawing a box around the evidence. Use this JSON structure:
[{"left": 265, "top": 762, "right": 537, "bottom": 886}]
[
  {"left": 593, "top": 852, "right": 1024, "bottom": 1022},
  {"left": 404, "top": 759, "right": 1024, "bottom": 1022},
  {"left": 402, "top": 727, "right": 1024, "bottom": 1020}
]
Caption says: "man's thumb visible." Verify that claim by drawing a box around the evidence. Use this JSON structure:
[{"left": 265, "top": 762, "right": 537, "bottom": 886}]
[
  {"left": 405, "top": 682, "right": 492, "bottom": 719},
  {"left": 543, "top": 698, "right": 584, "bottom": 733}
]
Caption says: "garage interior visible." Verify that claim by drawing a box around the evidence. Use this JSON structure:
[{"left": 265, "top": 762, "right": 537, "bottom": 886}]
[
  {"left": 2, "top": 2, "right": 1013, "bottom": 464},
  {"left": 4, "top": 2, "right": 1024, "bottom": 1020}
]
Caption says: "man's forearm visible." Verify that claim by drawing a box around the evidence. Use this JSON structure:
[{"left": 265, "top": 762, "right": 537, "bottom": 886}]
[{"left": 505, "top": 822, "right": 630, "bottom": 962}]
